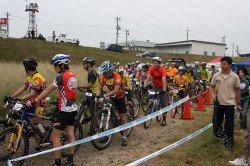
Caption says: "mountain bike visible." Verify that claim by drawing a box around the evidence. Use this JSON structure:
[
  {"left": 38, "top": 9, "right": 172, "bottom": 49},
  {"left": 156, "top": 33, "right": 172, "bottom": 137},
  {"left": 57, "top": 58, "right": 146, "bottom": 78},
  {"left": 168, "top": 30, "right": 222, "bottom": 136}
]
[
  {"left": 89, "top": 95, "right": 134, "bottom": 150},
  {"left": 143, "top": 89, "right": 164, "bottom": 129},
  {"left": 0, "top": 99, "right": 83, "bottom": 166}
]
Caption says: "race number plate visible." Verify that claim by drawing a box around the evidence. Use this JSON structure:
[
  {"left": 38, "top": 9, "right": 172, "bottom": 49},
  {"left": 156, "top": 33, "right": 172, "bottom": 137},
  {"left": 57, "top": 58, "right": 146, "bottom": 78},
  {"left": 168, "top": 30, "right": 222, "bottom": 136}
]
[
  {"left": 13, "top": 103, "right": 23, "bottom": 111},
  {"left": 173, "top": 89, "right": 179, "bottom": 94},
  {"left": 85, "top": 92, "right": 93, "bottom": 97}
]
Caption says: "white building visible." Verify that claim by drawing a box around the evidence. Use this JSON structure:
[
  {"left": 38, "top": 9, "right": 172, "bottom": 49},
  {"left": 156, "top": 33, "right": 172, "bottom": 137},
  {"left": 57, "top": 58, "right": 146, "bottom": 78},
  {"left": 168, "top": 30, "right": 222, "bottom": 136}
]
[
  {"left": 118, "top": 40, "right": 156, "bottom": 52},
  {"left": 156, "top": 40, "right": 226, "bottom": 56}
]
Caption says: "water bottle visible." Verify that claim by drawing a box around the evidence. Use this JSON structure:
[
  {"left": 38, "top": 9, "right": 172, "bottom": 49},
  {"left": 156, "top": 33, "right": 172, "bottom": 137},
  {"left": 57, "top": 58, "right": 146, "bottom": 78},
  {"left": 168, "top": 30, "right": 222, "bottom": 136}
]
[{"left": 37, "top": 124, "right": 45, "bottom": 137}]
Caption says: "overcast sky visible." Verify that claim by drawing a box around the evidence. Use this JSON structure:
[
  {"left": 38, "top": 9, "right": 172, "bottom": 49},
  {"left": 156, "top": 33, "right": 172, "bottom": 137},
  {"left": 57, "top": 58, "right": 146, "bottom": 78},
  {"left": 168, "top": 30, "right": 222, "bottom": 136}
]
[{"left": 1, "top": 0, "right": 250, "bottom": 55}]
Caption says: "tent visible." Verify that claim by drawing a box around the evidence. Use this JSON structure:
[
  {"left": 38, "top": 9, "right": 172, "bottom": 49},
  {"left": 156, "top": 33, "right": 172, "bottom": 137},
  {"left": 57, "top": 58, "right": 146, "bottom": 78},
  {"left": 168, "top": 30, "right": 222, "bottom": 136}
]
[
  {"left": 236, "top": 60, "right": 250, "bottom": 67},
  {"left": 206, "top": 57, "right": 221, "bottom": 68}
]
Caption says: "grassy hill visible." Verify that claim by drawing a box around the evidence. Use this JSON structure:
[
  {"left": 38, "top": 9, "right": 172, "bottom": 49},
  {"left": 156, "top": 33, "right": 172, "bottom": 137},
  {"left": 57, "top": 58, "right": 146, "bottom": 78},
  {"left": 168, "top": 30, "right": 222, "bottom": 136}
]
[{"left": 0, "top": 38, "right": 248, "bottom": 64}]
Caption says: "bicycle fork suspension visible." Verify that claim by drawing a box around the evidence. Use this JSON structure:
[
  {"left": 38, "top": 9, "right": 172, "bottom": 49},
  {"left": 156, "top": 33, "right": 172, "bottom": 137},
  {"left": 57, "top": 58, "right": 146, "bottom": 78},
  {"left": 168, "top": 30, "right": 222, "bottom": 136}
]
[{"left": 7, "top": 123, "right": 23, "bottom": 152}]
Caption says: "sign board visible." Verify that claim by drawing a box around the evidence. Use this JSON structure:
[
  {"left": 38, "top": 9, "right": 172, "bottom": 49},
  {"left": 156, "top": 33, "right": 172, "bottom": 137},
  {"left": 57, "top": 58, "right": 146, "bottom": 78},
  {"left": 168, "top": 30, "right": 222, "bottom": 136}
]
[{"left": 0, "top": 18, "right": 7, "bottom": 25}]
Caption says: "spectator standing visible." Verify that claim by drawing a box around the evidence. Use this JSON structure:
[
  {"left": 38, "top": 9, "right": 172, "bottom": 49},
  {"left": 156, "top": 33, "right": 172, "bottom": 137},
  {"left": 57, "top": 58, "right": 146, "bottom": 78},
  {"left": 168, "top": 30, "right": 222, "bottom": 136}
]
[
  {"left": 52, "top": 31, "right": 56, "bottom": 43},
  {"left": 210, "top": 56, "right": 241, "bottom": 151},
  {"left": 237, "top": 67, "right": 250, "bottom": 131}
]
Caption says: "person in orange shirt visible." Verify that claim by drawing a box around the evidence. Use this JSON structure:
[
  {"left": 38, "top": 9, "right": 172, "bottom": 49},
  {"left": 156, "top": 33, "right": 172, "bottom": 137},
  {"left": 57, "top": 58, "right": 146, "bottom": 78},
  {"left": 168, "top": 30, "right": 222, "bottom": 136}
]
[
  {"left": 168, "top": 62, "right": 177, "bottom": 77},
  {"left": 97, "top": 61, "right": 128, "bottom": 146}
]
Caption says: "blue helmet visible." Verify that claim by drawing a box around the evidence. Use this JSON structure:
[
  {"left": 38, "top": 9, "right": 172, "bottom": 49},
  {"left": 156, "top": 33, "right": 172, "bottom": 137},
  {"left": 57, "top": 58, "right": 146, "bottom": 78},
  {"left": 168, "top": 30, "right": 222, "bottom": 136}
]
[
  {"left": 98, "top": 61, "right": 113, "bottom": 75},
  {"left": 51, "top": 54, "right": 70, "bottom": 65}
]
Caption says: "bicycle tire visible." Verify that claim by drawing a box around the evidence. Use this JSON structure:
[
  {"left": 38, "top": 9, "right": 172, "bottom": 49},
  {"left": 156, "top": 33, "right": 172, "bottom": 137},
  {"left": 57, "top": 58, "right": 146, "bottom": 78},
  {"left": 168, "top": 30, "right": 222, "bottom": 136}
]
[
  {"left": 0, "top": 127, "right": 29, "bottom": 166},
  {"left": 123, "top": 103, "right": 134, "bottom": 137},
  {"left": 141, "top": 94, "right": 148, "bottom": 113},
  {"left": 89, "top": 109, "right": 114, "bottom": 150},
  {"left": 171, "top": 96, "right": 178, "bottom": 118},
  {"left": 143, "top": 107, "right": 152, "bottom": 129}
]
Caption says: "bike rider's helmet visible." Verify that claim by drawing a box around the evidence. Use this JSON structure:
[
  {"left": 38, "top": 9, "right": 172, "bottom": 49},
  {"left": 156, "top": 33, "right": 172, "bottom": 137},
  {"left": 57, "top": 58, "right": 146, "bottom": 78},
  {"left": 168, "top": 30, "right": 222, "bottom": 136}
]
[
  {"left": 131, "top": 62, "right": 135, "bottom": 65},
  {"left": 51, "top": 54, "right": 70, "bottom": 65},
  {"left": 83, "top": 57, "right": 95, "bottom": 66},
  {"left": 23, "top": 57, "right": 38, "bottom": 71},
  {"left": 127, "top": 63, "right": 131, "bottom": 67},
  {"left": 98, "top": 61, "right": 113, "bottom": 75},
  {"left": 136, "top": 61, "right": 140, "bottom": 64},
  {"left": 194, "top": 61, "right": 200, "bottom": 66},
  {"left": 178, "top": 66, "right": 185, "bottom": 71},
  {"left": 117, "top": 68, "right": 124, "bottom": 74},
  {"left": 152, "top": 57, "right": 162, "bottom": 63},
  {"left": 201, "top": 62, "right": 207, "bottom": 66},
  {"left": 116, "top": 62, "right": 120, "bottom": 65},
  {"left": 186, "top": 63, "right": 191, "bottom": 69},
  {"left": 136, "top": 64, "right": 143, "bottom": 71},
  {"left": 190, "top": 63, "right": 195, "bottom": 68},
  {"left": 142, "top": 64, "right": 149, "bottom": 70}
]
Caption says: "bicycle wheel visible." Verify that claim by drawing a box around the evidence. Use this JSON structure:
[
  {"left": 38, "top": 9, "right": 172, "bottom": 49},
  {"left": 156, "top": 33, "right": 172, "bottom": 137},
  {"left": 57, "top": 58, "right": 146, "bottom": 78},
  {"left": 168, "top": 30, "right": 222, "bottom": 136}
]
[
  {"left": 89, "top": 109, "right": 114, "bottom": 150},
  {"left": 61, "top": 120, "right": 83, "bottom": 157},
  {"left": 124, "top": 104, "right": 134, "bottom": 137},
  {"left": 171, "top": 96, "right": 179, "bottom": 118},
  {"left": 0, "top": 127, "right": 29, "bottom": 166},
  {"left": 143, "top": 107, "right": 153, "bottom": 129},
  {"left": 76, "top": 105, "right": 89, "bottom": 124},
  {"left": 130, "top": 97, "right": 140, "bottom": 118},
  {"left": 141, "top": 94, "right": 148, "bottom": 113}
]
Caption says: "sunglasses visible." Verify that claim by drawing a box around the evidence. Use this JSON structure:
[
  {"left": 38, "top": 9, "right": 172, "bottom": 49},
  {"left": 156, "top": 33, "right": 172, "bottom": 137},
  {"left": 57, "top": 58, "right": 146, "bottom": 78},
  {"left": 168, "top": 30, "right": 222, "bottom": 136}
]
[{"left": 83, "top": 63, "right": 87, "bottom": 65}]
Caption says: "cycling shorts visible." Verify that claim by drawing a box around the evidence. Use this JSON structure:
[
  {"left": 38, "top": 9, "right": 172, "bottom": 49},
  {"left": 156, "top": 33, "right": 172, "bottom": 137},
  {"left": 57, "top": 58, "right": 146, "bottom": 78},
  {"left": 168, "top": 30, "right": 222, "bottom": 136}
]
[
  {"left": 54, "top": 111, "right": 77, "bottom": 131},
  {"left": 112, "top": 97, "right": 127, "bottom": 114}
]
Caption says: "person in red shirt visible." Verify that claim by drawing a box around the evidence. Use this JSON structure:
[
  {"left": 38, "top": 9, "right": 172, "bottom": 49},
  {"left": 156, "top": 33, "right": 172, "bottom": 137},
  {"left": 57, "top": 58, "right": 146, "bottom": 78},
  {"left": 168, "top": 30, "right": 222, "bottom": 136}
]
[
  {"left": 27, "top": 54, "right": 78, "bottom": 166},
  {"left": 97, "top": 61, "right": 128, "bottom": 146},
  {"left": 144, "top": 57, "right": 168, "bottom": 126}
]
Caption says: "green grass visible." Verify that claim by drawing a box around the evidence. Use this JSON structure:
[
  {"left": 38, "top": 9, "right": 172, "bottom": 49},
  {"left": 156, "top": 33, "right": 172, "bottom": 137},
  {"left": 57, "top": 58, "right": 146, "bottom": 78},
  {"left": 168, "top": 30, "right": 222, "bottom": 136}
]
[{"left": 0, "top": 38, "right": 248, "bottom": 65}]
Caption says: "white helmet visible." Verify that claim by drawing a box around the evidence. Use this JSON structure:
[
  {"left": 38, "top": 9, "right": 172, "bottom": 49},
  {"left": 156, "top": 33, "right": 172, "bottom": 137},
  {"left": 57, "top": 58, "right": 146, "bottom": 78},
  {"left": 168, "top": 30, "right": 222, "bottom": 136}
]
[
  {"left": 51, "top": 54, "right": 70, "bottom": 65},
  {"left": 117, "top": 68, "right": 124, "bottom": 73},
  {"left": 98, "top": 61, "right": 113, "bottom": 75},
  {"left": 152, "top": 57, "right": 162, "bottom": 63},
  {"left": 136, "top": 64, "right": 143, "bottom": 71},
  {"left": 178, "top": 66, "right": 185, "bottom": 71},
  {"left": 136, "top": 61, "right": 140, "bottom": 64}
]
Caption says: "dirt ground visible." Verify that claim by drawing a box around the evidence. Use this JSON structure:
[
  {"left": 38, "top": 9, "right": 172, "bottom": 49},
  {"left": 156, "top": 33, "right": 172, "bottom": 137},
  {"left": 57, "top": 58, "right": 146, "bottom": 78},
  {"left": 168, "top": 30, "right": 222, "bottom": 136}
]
[{"left": 1, "top": 104, "right": 214, "bottom": 166}]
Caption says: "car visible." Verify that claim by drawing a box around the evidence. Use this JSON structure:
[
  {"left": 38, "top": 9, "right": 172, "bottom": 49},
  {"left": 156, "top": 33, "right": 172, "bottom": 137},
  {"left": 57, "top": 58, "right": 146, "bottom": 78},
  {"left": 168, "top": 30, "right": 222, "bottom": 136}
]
[
  {"left": 168, "top": 58, "right": 186, "bottom": 68},
  {"left": 141, "top": 52, "right": 159, "bottom": 58},
  {"left": 105, "top": 44, "right": 123, "bottom": 53}
]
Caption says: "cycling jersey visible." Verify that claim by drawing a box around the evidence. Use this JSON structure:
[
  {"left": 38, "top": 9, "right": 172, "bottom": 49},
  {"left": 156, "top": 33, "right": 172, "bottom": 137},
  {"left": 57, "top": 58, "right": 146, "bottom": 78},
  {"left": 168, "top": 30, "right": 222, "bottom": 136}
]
[
  {"left": 174, "top": 75, "right": 188, "bottom": 91},
  {"left": 185, "top": 71, "right": 194, "bottom": 82},
  {"left": 25, "top": 72, "right": 47, "bottom": 108},
  {"left": 53, "top": 70, "right": 78, "bottom": 112},
  {"left": 141, "top": 71, "right": 147, "bottom": 81},
  {"left": 100, "top": 72, "right": 125, "bottom": 99},
  {"left": 168, "top": 67, "right": 177, "bottom": 77},
  {"left": 121, "top": 74, "right": 132, "bottom": 90},
  {"left": 148, "top": 66, "right": 167, "bottom": 88},
  {"left": 87, "top": 70, "right": 99, "bottom": 93},
  {"left": 200, "top": 68, "right": 211, "bottom": 81}
]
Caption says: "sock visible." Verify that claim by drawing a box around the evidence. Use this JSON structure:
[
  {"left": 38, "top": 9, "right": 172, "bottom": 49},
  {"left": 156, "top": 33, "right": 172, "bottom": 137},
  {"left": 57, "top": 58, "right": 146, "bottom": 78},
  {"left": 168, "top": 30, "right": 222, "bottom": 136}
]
[
  {"left": 55, "top": 158, "right": 61, "bottom": 166},
  {"left": 68, "top": 154, "right": 74, "bottom": 162},
  {"left": 163, "top": 116, "right": 166, "bottom": 120}
]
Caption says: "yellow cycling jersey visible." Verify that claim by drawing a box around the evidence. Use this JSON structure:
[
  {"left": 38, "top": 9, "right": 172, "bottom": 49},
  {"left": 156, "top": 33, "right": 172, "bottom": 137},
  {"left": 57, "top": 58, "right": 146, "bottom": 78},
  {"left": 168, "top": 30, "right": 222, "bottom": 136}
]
[
  {"left": 25, "top": 72, "right": 47, "bottom": 108},
  {"left": 122, "top": 74, "right": 132, "bottom": 90},
  {"left": 184, "top": 72, "right": 193, "bottom": 82}
]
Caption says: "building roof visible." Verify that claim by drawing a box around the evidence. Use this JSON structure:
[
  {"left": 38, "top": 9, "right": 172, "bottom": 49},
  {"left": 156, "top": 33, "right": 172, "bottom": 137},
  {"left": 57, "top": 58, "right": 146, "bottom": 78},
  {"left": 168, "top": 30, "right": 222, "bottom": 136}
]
[
  {"left": 118, "top": 40, "right": 157, "bottom": 48},
  {"left": 156, "top": 40, "right": 226, "bottom": 47}
]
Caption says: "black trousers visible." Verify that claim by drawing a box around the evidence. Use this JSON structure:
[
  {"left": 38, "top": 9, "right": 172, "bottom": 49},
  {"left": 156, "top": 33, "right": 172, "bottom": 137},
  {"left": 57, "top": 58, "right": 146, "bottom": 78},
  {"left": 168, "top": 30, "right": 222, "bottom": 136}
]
[{"left": 216, "top": 105, "right": 235, "bottom": 148}]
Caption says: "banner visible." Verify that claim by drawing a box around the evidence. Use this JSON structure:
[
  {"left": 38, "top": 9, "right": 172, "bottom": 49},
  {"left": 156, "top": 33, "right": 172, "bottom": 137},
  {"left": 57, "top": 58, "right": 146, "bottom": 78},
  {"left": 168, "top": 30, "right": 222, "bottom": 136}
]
[{"left": 0, "top": 18, "right": 7, "bottom": 25}]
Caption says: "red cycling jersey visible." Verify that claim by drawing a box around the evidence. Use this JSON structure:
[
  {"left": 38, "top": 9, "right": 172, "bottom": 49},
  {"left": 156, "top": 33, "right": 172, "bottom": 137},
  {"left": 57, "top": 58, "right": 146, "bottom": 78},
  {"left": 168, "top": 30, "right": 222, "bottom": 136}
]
[
  {"left": 147, "top": 66, "right": 167, "bottom": 88},
  {"left": 53, "top": 70, "right": 78, "bottom": 112}
]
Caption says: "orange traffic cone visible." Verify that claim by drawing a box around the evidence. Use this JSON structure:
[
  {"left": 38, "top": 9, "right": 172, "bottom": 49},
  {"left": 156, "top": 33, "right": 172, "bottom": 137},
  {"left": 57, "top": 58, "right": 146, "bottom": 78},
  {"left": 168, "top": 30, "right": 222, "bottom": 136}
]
[
  {"left": 196, "top": 91, "right": 206, "bottom": 111},
  {"left": 180, "top": 99, "right": 194, "bottom": 120},
  {"left": 204, "top": 86, "right": 212, "bottom": 105}
]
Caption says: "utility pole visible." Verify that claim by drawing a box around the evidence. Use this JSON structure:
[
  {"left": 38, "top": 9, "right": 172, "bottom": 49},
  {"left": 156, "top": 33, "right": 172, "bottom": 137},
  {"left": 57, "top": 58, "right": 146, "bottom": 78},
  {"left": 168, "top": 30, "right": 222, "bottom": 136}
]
[
  {"left": 115, "top": 15, "right": 121, "bottom": 44},
  {"left": 125, "top": 30, "right": 129, "bottom": 47},
  {"left": 236, "top": 45, "right": 239, "bottom": 57},
  {"left": 186, "top": 28, "right": 190, "bottom": 41},
  {"left": 221, "top": 35, "right": 226, "bottom": 44},
  {"left": 232, "top": 43, "right": 235, "bottom": 57},
  {"left": 6, "top": 12, "right": 10, "bottom": 38}
]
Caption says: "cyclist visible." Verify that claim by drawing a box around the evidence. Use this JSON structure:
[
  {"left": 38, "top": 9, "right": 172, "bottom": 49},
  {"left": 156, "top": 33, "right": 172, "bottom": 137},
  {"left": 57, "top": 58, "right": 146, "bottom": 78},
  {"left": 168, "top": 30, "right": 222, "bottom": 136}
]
[
  {"left": 193, "top": 61, "right": 200, "bottom": 80},
  {"left": 144, "top": 57, "right": 168, "bottom": 126},
  {"left": 97, "top": 61, "right": 128, "bottom": 146},
  {"left": 78, "top": 57, "right": 99, "bottom": 120},
  {"left": 173, "top": 66, "right": 188, "bottom": 115},
  {"left": 185, "top": 64, "right": 195, "bottom": 101},
  {"left": 200, "top": 62, "right": 211, "bottom": 92},
  {"left": 5, "top": 57, "right": 46, "bottom": 153},
  {"left": 117, "top": 68, "right": 134, "bottom": 104},
  {"left": 27, "top": 54, "right": 78, "bottom": 166},
  {"left": 140, "top": 64, "right": 149, "bottom": 86},
  {"left": 168, "top": 62, "right": 177, "bottom": 77}
]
